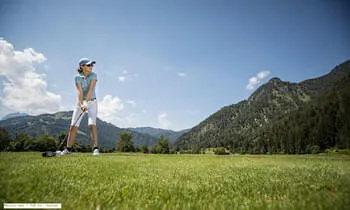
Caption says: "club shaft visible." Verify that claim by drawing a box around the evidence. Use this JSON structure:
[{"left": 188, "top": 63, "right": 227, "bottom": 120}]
[{"left": 57, "top": 111, "right": 86, "bottom": 150}]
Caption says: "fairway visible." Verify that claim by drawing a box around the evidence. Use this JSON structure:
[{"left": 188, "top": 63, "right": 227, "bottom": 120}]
[{"left": 1, "top": 153, "right": 350, "bottom": 210}]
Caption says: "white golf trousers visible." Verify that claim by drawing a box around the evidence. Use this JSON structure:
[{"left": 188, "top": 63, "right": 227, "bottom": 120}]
[{"left": 71, "top": 100, "right": 98, "bottom": 127}]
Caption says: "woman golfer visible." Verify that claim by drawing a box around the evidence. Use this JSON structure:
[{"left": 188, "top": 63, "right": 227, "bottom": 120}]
[{"left": 62, "top": 58, "right": 99, "bottom": 155}]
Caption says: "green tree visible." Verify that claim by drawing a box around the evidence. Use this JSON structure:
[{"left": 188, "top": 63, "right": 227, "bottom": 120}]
[
  {"left": 0, "top": 127, "right": 11, "bottom": 151},
  {"left": 36, "top": 134, "right": 56, "bottom": 151},
  {"left": 117, "top": 132, "right": 134, "bottom": 152},
  {"left": 80, "top": 144, "right": 92, "bottom": 152},
  {"left": 138, "top": 145, "right": 149, "bottom": 153},
  {"left": 150, "top": 136, "right": 170, "bottom": 154},
  {"left": 158, "top": 136, "right": 169, "bottom": 154},
  {"left": 213, "top": 147, "right": 229, "bottom": 155},
  {"left": 8, "top": 133, "right": 32, "bottom": 151}
]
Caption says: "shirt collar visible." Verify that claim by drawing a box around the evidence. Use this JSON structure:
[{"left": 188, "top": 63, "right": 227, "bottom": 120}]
[{"left": 80, "top": 72, "right": 91, "bottom": 78}]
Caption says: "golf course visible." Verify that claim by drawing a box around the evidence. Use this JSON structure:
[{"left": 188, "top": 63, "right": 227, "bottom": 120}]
[{"left": 1, "top": 152, "right": 349, "bottom": 209}]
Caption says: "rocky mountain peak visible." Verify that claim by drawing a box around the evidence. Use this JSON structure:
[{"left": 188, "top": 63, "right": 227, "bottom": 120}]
[
  {"left": 329, "top": 60, "right": 350, "bottom": 76},
  {"left": 268, "top": 77, "right": 282, "bottom": 83}
]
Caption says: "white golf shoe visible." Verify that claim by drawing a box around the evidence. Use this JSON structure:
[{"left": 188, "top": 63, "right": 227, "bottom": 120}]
[
  {"left": 61, "top": 148, "right": 71, "bottom": 155},
  {"left": 93, "top": 148, "right": 100, "bottom": 156}
]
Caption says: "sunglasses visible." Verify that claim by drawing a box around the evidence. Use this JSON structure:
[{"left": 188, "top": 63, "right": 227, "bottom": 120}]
[{"left": 85, "top": 64, "right": 94, "bottom": 67}]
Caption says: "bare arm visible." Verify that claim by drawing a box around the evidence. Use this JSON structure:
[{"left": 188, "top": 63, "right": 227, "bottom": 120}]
[{"left": 75, "top": 83, "right": 85, "bottom": 110}]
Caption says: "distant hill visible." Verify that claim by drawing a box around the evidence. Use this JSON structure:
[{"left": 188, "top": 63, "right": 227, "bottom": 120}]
[
  {"left": 0, "top": 111, "right": 158, "bottom": 148},
  {"left": 175, "top": 60, "right": 350, "bottom": 153},
  {"left": 1, "top": 112, "right": 28, "bottom": 121},
  {"left": 128, "top": 127, "right": 190, "bottom": 143}
]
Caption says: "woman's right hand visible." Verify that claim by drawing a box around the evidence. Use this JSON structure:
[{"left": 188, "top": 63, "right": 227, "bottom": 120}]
[{"left": 80, "top": 101, "right": 88, "bottom": 112}]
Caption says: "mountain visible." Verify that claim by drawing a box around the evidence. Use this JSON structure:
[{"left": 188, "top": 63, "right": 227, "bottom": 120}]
[
  {"left": 175, "top": 60, "right": 350, "bottom": 153},
  {"left": 0, "top": 111, "right": 158, "bottom": 148},
  {"left": 1, "top": 112, "right": 28, "bottom": 121},
  {"left": 128, "top": 127, "right": 190, "bottom": 143}
]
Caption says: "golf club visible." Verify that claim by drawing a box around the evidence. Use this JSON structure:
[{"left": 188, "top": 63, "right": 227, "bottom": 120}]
[{"left": 42, "top": 110, "right": 86, "bottom": 157}]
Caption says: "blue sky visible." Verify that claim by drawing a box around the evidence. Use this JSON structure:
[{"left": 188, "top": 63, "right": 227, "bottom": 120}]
[{"left": 0, "top": 0, "right": 349, "bottom": 130}]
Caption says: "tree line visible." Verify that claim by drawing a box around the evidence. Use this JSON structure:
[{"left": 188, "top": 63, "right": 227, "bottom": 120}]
[
  {"left": 0, "top": 129, "right": 99, "bottom": 152},
  {"left": 0, "top": 128, "right": 172, "bottom": 154},
  {"left": 116, "top": 132, "right": 173, "bottom": 154}
]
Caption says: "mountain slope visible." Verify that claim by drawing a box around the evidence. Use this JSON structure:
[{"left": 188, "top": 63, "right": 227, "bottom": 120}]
[
  {"left": 175, "top": 60, "right": 350, "bottom": 152},
  {"left": 250, "top": 72, "right": 350, "bottom": 154},
  {"left": 0, "top": 111, "right": 158, "bottom": 148},
  {"left": 128, "top": 127, "right": 190, "bottom": 143}
]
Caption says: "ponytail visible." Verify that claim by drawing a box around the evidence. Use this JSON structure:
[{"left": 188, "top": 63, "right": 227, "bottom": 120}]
[{"left": 77, "top": 67, "right": 83, "bottom": 73}]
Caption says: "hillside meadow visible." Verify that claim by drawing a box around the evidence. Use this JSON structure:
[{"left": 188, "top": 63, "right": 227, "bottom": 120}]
[{"left": 0, "top": 152, "right": 349, "bottom": 210}]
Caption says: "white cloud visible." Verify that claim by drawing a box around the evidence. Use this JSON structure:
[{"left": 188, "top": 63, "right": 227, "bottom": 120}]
[
  {"left": 177, "top": 72, "right": 187, "bottom": 77},
  {"left": 257, "top": 71, "right": 269, "bottom": 79},
  {"left": 117, "top": 70, "right": 137, "bottom": 82},
  {"left": 98, "top": 94, "right": 141, "bottom": 128},
  {"left": 0, "top": 39, "right": 61, "bottom": 115},
  {"left": 98, "top": 94, "right": 124, "bottom": 121},
  {"left": 157, "top": 112, "right": 172, "bottom": 129},
  {"left": 127, "top": 100, "right": 136, "bottom": 107},
  {"left": 246, "top": 71, "right": 270, "bottom": 90},
  {"left": 118, "top": 76, "right": 126, "bottom": 82}
]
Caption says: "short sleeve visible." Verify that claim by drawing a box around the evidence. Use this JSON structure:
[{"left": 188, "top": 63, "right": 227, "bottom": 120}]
[
  {"left": 75, "top": 75, "right": 81, "bottom": 84},
  {"left": 90, "top": 72, "right": 97, "bottom": 81}
]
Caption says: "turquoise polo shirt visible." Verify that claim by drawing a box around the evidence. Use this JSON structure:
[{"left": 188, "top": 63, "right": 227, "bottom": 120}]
[{"left": 75, "top": 72, "right": 97, "bottom": 100}]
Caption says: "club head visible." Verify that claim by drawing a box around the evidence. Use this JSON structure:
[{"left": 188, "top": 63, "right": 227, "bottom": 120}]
[{"left": 42, "top": 151, "right": 57, "bottom": 157}]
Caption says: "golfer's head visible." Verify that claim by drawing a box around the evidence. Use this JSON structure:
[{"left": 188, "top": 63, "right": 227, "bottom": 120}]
[{"left": 79, "top": 58, "right": 96, "bottom": 72}]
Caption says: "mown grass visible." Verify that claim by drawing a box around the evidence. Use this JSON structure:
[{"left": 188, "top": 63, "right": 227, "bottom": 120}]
[{"left": 0, "top": 152, "right": 350, "bottom": 210}]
